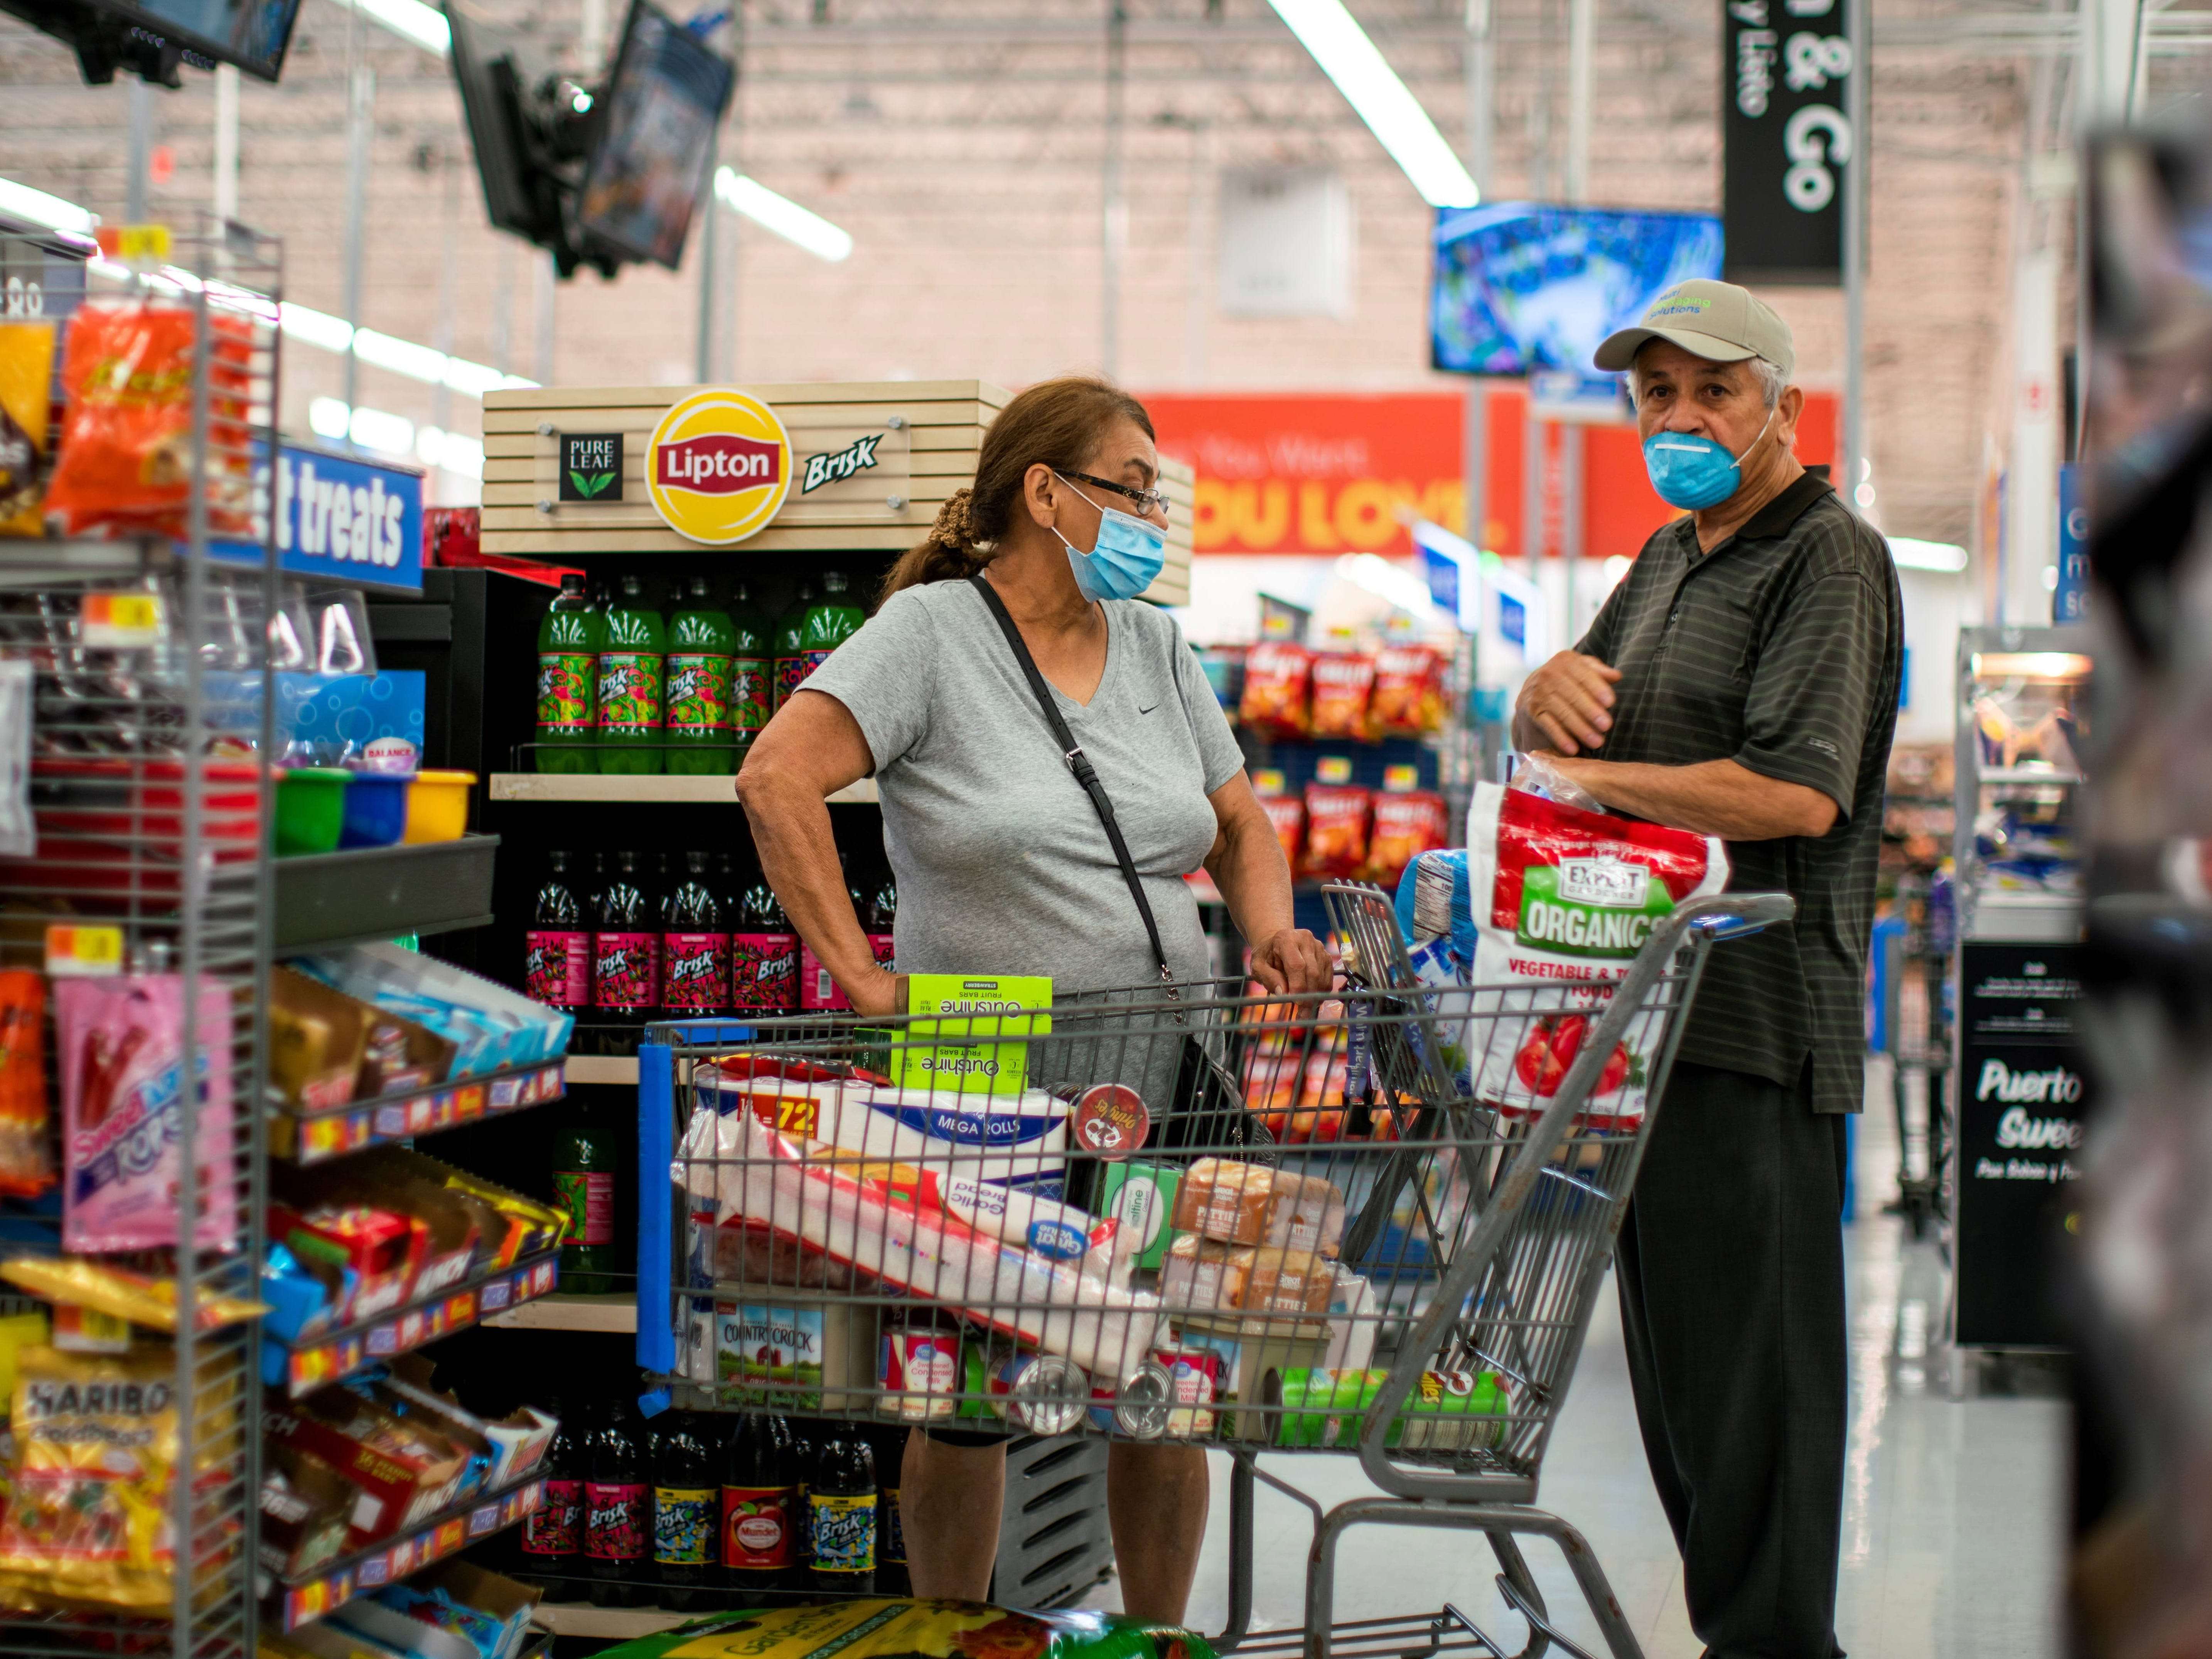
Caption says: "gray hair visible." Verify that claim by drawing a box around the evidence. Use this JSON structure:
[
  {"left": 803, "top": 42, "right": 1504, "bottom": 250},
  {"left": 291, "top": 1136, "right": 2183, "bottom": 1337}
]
[{"left": 1629, "top": 346, "right": 1788, "bottom": 410}]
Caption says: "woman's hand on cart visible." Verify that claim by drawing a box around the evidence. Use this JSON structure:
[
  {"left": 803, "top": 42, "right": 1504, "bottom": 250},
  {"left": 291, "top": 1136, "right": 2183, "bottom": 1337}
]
[
  {"left": 1251, "top": 926, "right": 1333, "bottom": 997},
  {"left": 843, "top": 966, "right": 909, "bottom": 1019}
]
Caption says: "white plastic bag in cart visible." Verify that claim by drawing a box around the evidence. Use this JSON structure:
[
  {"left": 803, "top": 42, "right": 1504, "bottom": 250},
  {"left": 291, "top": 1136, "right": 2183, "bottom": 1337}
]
[
  {"left": 1404, "top": 782, "right": 1729, "bottom": 1129},
  {"left": 678, "top": 1101, "right": 1161, "bottom": 1381}
]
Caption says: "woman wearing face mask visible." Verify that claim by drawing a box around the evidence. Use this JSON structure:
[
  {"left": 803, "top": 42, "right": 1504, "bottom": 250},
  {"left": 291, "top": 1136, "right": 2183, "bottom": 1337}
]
[{"left": 737, "top": 376, "right": 1331, "bottom": 1618}]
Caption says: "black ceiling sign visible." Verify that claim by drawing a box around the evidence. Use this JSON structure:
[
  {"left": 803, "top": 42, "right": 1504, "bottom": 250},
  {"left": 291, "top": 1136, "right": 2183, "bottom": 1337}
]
[{"left": 1722, "top": 0, "right": 1856, "bottom": 285}]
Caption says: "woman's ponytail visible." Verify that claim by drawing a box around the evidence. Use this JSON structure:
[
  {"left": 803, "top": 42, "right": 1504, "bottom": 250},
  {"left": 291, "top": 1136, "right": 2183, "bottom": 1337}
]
[{"left": 878, "top": 378, "right": 1153, "bottom": 605}]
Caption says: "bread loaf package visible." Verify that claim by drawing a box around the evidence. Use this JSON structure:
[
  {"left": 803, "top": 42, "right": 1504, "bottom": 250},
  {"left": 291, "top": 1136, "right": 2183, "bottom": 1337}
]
[
  {"left": 1170, "top": 1158, "right": 1276, "bottom": 1246},
  {"left": 1242, "top": 1247, "right": 1335, "bottom": 1315},
  {"left": 1160, "top": 1235, "right": 1255, "bottom": 1314},
  {"left": 1261, "top": 1170, "right": 1346, "bottom": 1258}
]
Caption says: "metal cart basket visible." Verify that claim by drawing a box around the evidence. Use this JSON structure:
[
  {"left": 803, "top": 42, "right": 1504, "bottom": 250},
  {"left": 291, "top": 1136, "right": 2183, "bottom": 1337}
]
[{"left": 637, "top": 882, "right": 1794, "bottom": 1659}]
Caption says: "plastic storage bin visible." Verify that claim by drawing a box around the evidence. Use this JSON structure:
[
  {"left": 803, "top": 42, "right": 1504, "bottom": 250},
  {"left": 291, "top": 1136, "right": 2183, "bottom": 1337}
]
[
  {"left": 402, "top": 770, "right": 476, "bottom": 844},
  {"left": 337, "top": 771, "right": 410, "bottom": 850},
  {"left": 275, "top": 767, "right": 350, "bottom": 857}
]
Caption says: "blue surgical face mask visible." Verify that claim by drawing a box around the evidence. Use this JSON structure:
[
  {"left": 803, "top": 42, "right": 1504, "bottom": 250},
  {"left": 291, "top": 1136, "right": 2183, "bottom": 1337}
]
[
  {"left": 1642, "top": 406, "right": 1777, "bottom": 511},
  {"left": 1054, "top": 473, "right": 1167, "bottom": 602}
]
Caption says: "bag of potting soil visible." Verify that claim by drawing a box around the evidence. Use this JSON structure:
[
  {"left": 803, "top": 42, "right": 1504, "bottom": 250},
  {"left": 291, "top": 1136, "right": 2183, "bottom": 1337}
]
[
  {"left": 1396, "top": 783, "right": 1727, "bottom": 1129},
  {"left": 583, "top": 1601, "right": 1212, "bottom": 1659}
]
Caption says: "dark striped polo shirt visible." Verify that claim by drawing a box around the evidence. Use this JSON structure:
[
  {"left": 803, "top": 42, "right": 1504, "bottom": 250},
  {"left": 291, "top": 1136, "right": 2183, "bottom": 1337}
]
[{"left": 1576, "top": 467, "right": 1902, "bottom": 1115}]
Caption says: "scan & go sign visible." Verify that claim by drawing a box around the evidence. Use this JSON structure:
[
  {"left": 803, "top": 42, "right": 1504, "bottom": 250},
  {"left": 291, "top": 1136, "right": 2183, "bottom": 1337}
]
[{"left": 644, "top": 389, "right": 794, "bottom": 545}]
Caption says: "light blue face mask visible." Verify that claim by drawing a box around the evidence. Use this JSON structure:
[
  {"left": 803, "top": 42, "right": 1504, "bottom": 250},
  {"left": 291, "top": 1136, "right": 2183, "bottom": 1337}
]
[
  {"left": 1054, "top": 474, "right": 1167, "bottom": 602},
  {"left": 1642, "top": 407, "right": 1777, "bottom": 511}
]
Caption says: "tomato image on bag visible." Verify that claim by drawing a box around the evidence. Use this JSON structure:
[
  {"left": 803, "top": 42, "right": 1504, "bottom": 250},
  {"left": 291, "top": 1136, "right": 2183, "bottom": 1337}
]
[{"left": 1464, "top": 782, "right": 1728, "bottom": 1129}]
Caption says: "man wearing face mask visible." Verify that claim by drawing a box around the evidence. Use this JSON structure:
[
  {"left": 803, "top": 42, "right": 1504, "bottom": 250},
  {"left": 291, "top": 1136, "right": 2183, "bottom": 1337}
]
[{"left": 1512, "top": 281, "right": 1901, "bottom": 1659}]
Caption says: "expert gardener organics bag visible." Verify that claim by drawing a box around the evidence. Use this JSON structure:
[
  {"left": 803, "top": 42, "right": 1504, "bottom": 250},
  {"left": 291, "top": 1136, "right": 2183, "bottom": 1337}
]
[{"left": 1430, "top": 782, "right": 1728, "bottom": 1129}]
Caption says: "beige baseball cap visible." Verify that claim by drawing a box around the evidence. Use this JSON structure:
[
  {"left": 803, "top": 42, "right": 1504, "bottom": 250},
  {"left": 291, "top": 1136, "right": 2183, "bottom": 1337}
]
[{"left": 1594, "top": 278, "right": 1796, "bottom": 379}]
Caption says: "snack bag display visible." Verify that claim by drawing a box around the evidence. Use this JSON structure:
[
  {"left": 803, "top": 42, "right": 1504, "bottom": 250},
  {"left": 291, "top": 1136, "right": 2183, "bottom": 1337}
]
[
  {"left": 0, "top": 1344, "right": 202, "bottom": 1609},
  {"left": 1362, "top": 791, "right": 1450, "bottom": 887},
  {"left": 0, "top": 321, "right": 55, "bottom": 536},
  {"left": 0, "top": 970, "right": 51, "bottom": 1197},
  {"left": 1309, "top": 652, "right": 1376, "bottom": 740},
  {"left": 1256, "top": 793, "right": 1305, "bottom": 869},
  {"left": 44, "top": 305, "right": 256, "bottom": 541},
  {"left": 56, "top": 974, "right": 241, "bottom": 1253},
  {"left": 580, "top": 1600, "right": 1212, "bottom": 1659},
  {"left": 1238, "top": 641, "right": 1313, "bottom": 738},
  {"left": 1369, "top": 645, "right": 1448, "bottom": 737},
  {"left": 1461, "top": 782, "right": 1728, "bottom": 1126},
  {"left": 1300, "top": 784, "right": 1372, "bottom": 882}
]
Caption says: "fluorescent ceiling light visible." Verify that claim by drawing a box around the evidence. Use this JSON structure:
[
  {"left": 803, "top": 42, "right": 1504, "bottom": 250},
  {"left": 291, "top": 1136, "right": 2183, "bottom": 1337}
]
[
  {"left": 353, "top": 327, "right": 452, "bottom": 383},
  {"left": 313, "top": 400, "right": 486, "bottom": 481},
  {"left": 279, "top": 300, "right": 535, "bottom": 396},
  {"left": 1887, "top": 536, "right": 1969, "bottom": 573},
  {"left": 0, "top": 176, "right": 96, "bottom": 234},
  {"left": 715, "top": 169, "right": 853, "bottom": 263},
  {"left": 327, "top": 0, "right": 450, "bottom": 54},
  {"left": 348, "top": 404, "right": 417, "bottom": 457},
  {"left": 1263, "top": 0, "right": 1479, "bottom": 208},
  {"left": 1335, "top": 552, "right": 1449, "bottom": 618},
  {"left": 308, "top": 397, "right": 352, "bottom": 441}
]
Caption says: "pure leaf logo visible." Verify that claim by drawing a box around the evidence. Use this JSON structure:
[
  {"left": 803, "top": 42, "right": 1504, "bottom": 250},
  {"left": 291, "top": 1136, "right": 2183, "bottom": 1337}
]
[{"left": 559, "top": 432, "right": 625, "bottom": 502}]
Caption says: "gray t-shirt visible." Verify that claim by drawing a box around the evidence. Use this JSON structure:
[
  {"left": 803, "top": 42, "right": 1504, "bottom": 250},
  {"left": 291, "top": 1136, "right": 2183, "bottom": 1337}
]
[{"left": 803, "top": 577, "right": 1245, "bottom": 998}]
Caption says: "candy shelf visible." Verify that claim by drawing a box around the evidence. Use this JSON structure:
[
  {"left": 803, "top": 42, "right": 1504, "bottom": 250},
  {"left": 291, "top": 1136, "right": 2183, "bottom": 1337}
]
[
  {"left": 482, "top": 1290, "right": 637, "bottom": 1333},
  {"left": 487, "top": 773, "right": 878, "bottom": 805},
  {"left": 270, "top": 1058, "right": 568, "bottom": 1165},
  {"left": 266, "top": 1475, "right": 546, "bottom": 1631},
  {"left": 275, "top": 834, "right": 502, "bottom": 955},
  {"left": 268, "top": 1251, "right": 562, "bottom": 1397}
]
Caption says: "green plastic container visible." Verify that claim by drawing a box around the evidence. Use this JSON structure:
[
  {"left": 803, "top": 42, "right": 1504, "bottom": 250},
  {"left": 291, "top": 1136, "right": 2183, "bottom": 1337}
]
[{"left": 273, "top": 767, "right": 350, "bottom": 857}]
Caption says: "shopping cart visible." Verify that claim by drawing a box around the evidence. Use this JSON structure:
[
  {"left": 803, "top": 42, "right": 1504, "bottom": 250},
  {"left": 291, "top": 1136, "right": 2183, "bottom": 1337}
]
[{"left": 636, "top": 882, "right": 1793, "bottom": 1659}]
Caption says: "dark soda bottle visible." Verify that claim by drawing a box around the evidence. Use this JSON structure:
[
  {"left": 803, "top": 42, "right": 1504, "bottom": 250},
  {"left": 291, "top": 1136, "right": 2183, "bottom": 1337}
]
[
  {"left": 584, "top": 1395, "right": 649, "bottom": 1606},
  {"left": 788, "top": 1420, "right": 817, "bottom": 1587},
  {"left": 807, "top": 1429, "right": 876, "bottom": 1595},
  {"left": 722, "top": 1412, "right": 798, "bottom": 1593},
  {"left": 550, "top": 1106, "right": 619, "bottom": 1294},
  {"left": 799, "top": 854, "right": 871, "bottom": 1014},
  {"left": 518, "top": 1398, "right": 585, "bottom": 1595},
  {"left": 868, "top": 1427, "right": 910, "bottom": 1598},
  {"left": 662, "top": 851, "right": 728, "bottom": 1018},
  {"left": 652, "top": 1412, "right": 718, "bottom": 1610},
  {"left": 526, "top": 850, "right": 592, "bottom": 1014},
  {"left": 771, "top": 579, "right": 816, "bottom": 718},
  {"left": 593, "top": 850, "right": 659, "bottom": 1041},
  {"left": 865, "top": 873, "right": 897, "bottom": 979},
  {"left": 731, "top": 877, "right": 798, "bottom": 1015}
]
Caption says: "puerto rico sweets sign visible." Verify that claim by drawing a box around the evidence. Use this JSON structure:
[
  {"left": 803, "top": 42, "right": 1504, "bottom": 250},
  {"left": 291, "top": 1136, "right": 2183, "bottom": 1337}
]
[{"left": 644, "top": 389, "right": 794, "bottom": 545}]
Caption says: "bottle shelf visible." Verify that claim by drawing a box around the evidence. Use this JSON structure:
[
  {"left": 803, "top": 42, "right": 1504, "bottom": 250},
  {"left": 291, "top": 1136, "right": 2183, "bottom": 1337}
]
[
  {"left": 483, "top": 1290, "right": 638, "bottom": 1334},
  {"left": 566, "top": 1054, "right": 641, "bottom": 1086},
  {"left": 268, "top": 1251, "right": 563, "bottom": 1396},
  {"left": 275, "top": 835, "right": 501, "bottom": 955},
  {"left": 267, "top": 1475, "right": 547, "bottom": 1632},
  {"left": 530, "top": 1605, "right": 696, "bottom": 1639},
  {"left": 487, "top": 773, "right": 878, "bottom": 805},
  {"left": 270, "top": 1058, "right": 569, "bottom": 1165}
]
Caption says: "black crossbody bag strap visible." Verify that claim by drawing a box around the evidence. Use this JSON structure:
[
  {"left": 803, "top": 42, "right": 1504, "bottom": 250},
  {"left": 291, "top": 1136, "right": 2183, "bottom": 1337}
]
[{"left": 969, "top": 575, "right": 1177, "bottom": 993}]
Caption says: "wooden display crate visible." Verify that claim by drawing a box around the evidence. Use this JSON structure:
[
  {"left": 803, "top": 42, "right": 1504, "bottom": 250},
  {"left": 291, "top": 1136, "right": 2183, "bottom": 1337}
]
[{"left": 480, "top": 379, "right": 1193, "bottom": 605}]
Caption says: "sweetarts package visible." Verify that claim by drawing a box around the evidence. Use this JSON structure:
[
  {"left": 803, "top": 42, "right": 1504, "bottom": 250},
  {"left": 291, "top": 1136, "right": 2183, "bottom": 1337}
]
[{"left": 1395, "top": 782, "right": 1728, "bottom": 1128}]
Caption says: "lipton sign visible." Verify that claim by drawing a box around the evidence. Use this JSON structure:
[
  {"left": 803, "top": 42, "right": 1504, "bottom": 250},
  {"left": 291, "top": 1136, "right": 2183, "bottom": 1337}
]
[{"left": 644, "top": 389, "right": 794, "bottom": 544}]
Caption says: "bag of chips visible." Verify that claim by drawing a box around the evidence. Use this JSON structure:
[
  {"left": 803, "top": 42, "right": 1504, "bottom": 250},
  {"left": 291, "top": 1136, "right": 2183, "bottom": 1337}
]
[
  {"left": 0, "top": 322, "right": 55, "bottom": 537},
  {"left": 1362, "top": 791, "right": 1450, "bottom": 887},
  {"left": 1370, "top": 646, "right": 1448, "bottom": 737},
  {"left": 1308, "top": 652, "right": 1376, "bottom": 740},
  {"left": 0, "top": 970, "right": 49, "bottom": 1198},
  {"left": 584, "top": 1600, "right": 1212, "bottom": 1659},
  {"left": 1238, "top": 641, "right": 1313, "bottom": 738},
  {"left": 1256, "top": 792, "right": 1305, "bottom": 870},
  {"left": 1300, "top": 784, "right": 1372, "bottom": 882}
]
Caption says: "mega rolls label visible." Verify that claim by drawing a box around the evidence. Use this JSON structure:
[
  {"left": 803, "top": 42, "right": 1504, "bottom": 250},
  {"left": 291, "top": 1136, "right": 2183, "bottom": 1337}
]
[{"left": 644, "top": 389, "right": 794, "bottom": 545}]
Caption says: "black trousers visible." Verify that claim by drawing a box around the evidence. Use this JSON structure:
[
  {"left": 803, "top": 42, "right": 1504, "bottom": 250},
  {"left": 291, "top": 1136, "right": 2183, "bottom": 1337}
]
[{"left": 1613, "top": 1059, "right": 1849, "bottom": 1659}]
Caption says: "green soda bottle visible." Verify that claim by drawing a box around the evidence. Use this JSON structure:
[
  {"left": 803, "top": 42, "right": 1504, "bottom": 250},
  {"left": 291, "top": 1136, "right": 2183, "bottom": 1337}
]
[
  {"left": 598, "top": 574, "right": 666, "bottom": 775},
  {"left": 551, "top": 1104, "right": 620, "bottom": 1294},
  {"left": 666, "top": 575, "right": 736, "bottom": 776},
  {"left": 727, "top": 582, "right": 772, "bottom": 762},
  {"left": 770, "top": 578, "right": 816, "bottom": 718},
  {"left": 797, "top": 569, "right": 865, "bottom": 686},
  {"left": 536, "top": 572, "right": 603, "bottom": 774}
]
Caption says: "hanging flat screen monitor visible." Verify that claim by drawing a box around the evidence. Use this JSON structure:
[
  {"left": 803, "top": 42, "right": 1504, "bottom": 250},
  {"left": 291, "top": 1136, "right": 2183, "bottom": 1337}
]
[
  {"left": 1430, "top": 203, "right": 1726, "bottom": 378},
  {"left": 84, "top": 0, "right": 302, "bottom": 79},
  {"left": 575, "top": 0, "right": 735, "bottom": 271}
]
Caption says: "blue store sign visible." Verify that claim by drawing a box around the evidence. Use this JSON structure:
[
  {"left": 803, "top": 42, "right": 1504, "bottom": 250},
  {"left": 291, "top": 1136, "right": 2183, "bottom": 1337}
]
[
  {"left": 211, "top": 440, "right": 425, "bottom": 593},
  {"left": 2054, "top": 463, "right": 2088, "bottom": 623}
]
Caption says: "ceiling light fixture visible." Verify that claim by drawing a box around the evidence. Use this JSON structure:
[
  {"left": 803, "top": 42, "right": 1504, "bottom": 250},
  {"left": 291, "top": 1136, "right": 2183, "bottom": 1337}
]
[
  {"left": 280, "top": 301, "right": 536, "bottom": 395},
  {"left": 1887, "top": 537, "right": 1969, "bottom": 573},
  {"left": 1263, "top": 0, "right": 1480, "bottom": 207},
  {"left": 0, "top": 176, "right": 96, "bottom": 234},
  {"left": 327, "top": 0, "right": 452, "bottom": 55},
  {"left": 715, "top": 168, "right": 854, "bottom": 263}
]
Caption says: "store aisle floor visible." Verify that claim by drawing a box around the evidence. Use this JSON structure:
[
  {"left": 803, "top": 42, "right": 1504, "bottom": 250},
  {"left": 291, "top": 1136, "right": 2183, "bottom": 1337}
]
[{"left": 1080, "top": 1070, "right": 2070, "bottom": 1656}]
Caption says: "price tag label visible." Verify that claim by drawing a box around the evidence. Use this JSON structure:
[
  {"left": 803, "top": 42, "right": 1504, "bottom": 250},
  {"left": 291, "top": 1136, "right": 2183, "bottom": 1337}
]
[
  {"left": 1382, "top": 764, "right": 1420, "bottom": 794},
  {"left": 1251, "top": 769, "right": 1286, "bottom": 796},
  {"left": 1315, "top": 755, "right": 1354, "bottom": 786},
  {"left": 95, "top": 224, "right": 173, "bottom": 265},
  {"left": 79, "top": 592, "right": 165, "bottom": 649},
  {"left": 45, "top": 924, "right": 123, "bottom": 977}
]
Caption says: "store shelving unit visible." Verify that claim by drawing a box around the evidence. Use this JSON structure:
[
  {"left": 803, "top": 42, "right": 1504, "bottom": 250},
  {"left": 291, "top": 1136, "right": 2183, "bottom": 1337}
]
[
  {"left": 267, "top": 1252, "right": 562, "bottom": 1396},
  {"left": 488, "top": 773, "right": 877, "bottom": 804},
  {"left": 273, "top": 834, "right": 502, "bottom": 953},
  {"left": 265, "top": 1476, "right": 548, "bottom": 1632},
  {"left": 482, "top": 1290, "right": 638, "bottom": 1333},
  {"left": 268, "top": 1057, "right": 568, "bottom": 1164},
  {"left": 1952, "top": 625, "right": 2092, "bottom": 947}
]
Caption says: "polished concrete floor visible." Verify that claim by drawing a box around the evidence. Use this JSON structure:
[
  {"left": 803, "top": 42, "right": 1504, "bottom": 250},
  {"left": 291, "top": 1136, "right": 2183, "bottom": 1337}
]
[{"left": 1082, "top": 1063, "right": 2071, "bottom": 1656}]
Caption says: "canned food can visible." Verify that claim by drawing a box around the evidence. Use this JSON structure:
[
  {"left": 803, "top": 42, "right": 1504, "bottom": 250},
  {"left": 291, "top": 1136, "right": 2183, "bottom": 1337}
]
[
  {"left": 1090, "top": 1359, "right": 1174, "bottom": 1439},
  {"left": 878, "top": 1321, "right": 963, "bottom": 1421},
  {"left": 988, "top": 1351, "right": 1089, "bottom": 1436},
  {"left": 1156, "top": 1347, "right": 1222, "bottom": 1438}
]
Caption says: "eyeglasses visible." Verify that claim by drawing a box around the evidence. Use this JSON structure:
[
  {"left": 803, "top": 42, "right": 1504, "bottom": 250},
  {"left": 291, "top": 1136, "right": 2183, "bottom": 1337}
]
[{"left": 1058, "top": 469, "right": 1171, "bottom": 519}]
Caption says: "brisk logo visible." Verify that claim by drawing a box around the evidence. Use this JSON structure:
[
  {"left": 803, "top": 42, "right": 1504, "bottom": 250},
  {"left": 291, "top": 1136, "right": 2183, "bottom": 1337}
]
[
  {"left": 800, "top": 433, "right": 882, "bottom": 494},
  {"left": 656, "top": 433, "right": 782, "bottom": 492}
]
